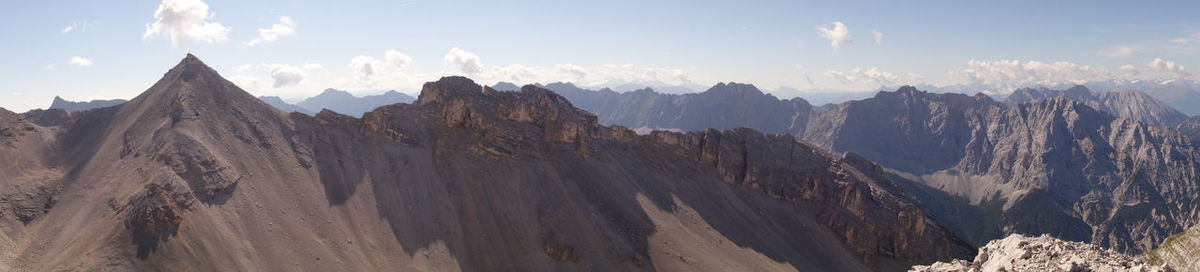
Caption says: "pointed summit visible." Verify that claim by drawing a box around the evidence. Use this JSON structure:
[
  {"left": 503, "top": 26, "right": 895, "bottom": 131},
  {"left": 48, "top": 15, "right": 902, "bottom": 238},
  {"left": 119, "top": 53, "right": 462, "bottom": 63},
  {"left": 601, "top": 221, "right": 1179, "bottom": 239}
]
[{"left": 115, "top": 54, "right": 282, "bottom": 126}]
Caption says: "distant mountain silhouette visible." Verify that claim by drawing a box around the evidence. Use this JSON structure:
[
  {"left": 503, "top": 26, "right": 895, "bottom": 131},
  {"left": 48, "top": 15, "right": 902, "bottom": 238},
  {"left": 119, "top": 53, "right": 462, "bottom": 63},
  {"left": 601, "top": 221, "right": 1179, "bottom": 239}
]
[
  {"left": 48, "top": 96, "right": 127, "bottom": 112},
  {"left": 294, "top": 88, "right": 415, "bottom": 116},
  {"left": 1006, "top": 85, "right": 1188, "bottom": 126},
  {"left": 539, "top": 82, "right": 814, "bottom": 134},
  {"left": 257, "top": 96, "right": 314, "bottom": 115},
  {"left": 490, "top": 81, "right": 521, "bottom": 91}
]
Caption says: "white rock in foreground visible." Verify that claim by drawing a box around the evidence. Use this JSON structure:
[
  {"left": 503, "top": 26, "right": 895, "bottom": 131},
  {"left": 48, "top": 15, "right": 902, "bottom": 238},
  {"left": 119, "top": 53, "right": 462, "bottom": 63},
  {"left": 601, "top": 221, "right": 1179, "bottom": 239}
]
[{"left": 910, "top": 234, "right": 1172, "bottom": 272}]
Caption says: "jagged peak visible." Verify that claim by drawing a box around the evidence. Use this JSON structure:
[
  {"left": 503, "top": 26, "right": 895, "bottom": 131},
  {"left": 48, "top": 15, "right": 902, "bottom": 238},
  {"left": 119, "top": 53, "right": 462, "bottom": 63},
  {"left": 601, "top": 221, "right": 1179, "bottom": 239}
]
[
  {"left": 874, "top": 85, "right": 926, "bottom": 99},
  {"left": 707, "top": 82, "right": 764, "bottom": 96},
  {"left": 414, "top": 76, "right": 595, "bottom": 132},
  {"left": 416, "top": 76, "right": 486, "bottom": 105}
]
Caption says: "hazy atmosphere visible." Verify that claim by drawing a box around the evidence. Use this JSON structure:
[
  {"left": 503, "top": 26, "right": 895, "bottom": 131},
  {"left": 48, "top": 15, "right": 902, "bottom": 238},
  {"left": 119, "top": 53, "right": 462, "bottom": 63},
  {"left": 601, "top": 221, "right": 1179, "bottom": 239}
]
[{"left": 3, "top": 0, "right": 1200, "bottom": 112}]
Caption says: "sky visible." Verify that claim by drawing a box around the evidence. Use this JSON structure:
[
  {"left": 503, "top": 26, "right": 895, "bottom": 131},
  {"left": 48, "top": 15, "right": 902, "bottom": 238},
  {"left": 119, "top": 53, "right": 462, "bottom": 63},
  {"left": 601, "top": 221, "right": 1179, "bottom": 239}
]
[{"left": 2, "top": 0, "right": 1200, "bottom": 112}]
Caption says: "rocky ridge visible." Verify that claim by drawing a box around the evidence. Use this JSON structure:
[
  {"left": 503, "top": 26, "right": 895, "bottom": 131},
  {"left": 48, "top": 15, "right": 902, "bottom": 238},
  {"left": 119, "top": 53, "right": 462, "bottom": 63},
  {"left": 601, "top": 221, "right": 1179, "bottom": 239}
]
[
  {"left": 910, "top": 234, "right": 1171, "bottom": 272},
  {"left": 1005, "top": 85, "right": 1188, "bottom": 126},
  {"left": 0, "top": 55, "right": 972, "bottom": 271},
  {"left": 540, "top": 82, "right": 814, "bottom": 134},
  {"left": 49, "top": 96, "right": 127, "bottom": 112},
  {"left": 803, "top": 87, "right": 1200, "bottom": 254}
]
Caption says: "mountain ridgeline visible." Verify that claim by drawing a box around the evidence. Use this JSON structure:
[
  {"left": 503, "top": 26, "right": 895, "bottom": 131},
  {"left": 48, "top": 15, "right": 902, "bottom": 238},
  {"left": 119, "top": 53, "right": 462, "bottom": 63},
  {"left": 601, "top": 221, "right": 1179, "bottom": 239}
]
[
  {"left": 0, "top": 55, "right": 973, "bottom": 271},
  {"left": 536, "top": 82, "right": 1200, "bottom": 255},
  {"left": 1005, "top": 85, "right": 1189, "bottom": 126},
  {"left": 536, "top": 82, "right": 814, "bottom": 134}
]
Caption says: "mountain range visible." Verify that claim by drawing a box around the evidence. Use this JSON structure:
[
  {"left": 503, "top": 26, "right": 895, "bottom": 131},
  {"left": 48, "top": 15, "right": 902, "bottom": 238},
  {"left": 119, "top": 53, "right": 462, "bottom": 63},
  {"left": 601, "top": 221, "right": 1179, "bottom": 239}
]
[
  {"left": 1004, "top": 85, "right": 1188, "bottom": 126},
  {"left": 0, "top": 55, "right": 977, "bottom": 271},
  {"left": 48, "top": 96, "right": 128, "bottom": 112},
  {"left": 531, "top": 81, "right": 1200, "bottom": 255},
  {"left": 9, "top": 55, "right": 1200, "bottom": 271}
]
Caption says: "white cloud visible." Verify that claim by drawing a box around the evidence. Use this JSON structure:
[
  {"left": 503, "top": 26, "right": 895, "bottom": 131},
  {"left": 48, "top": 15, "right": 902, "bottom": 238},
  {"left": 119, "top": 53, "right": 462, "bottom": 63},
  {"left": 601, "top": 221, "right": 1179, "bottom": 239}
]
[
  {"left": 61, "top": 22, "right": 86, "bottom": 34},
  {"left": 794, "top": 40, "right": 804, "bottom": 48},
  {"left": 1099, "top": 45, "right": 1139, "bottom": 58},
  {"left": 229, "top": 75, "right": 268, "bottom": 93},
  {"left": 44, "top": 65, "right": 55, "bottom": 70},
  {"left": 350, "top": 56, "right": 385, "bottom": 80},
  {"left": 346, "top": 49, "right": 416, "bottom": 84},
  {"left": 384, "top": 49, "right": 413, "bottom": 69},
  {"left": 1170, "top": 32, "right": 1200, "bottom": 46},
  {"left": 444, "top": 47, "right": 484, "bottom": 74},
  {"left": 944, "top": 59, "right": 1192, "bottom": 92},
  {"left": 268, "top": 64, "right": 306, "bottom": 88},
  {"left": 245, "top": 16, "right": 296, "bottom": 46},
  {"left": 68, "top": 56, "right": 92, "bottom": 67},
  {"left": 872, "top": 30, "right": 884, "bottom": 44},
  {"left": 815, "top": 21, "right": 851, "bottom": 51},
  {"left": 556, "top": 64, "right": 587, "bottom": 81},
  {"left": 234, "top": 64, "right": 253, "bottom": 72},
  {"left": 824, "top": 67, "right": 913, "bottom": 85},
  {"left": 143, "top": 0, "right": 231, "bottom": 48},
  {"left": 1149, "top": 58, "right": 1189, "bottom": 78}
]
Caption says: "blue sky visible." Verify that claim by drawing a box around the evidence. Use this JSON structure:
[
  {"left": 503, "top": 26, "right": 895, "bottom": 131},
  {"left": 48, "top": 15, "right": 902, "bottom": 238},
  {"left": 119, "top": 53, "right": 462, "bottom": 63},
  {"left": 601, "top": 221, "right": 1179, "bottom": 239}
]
[{"left": 2, "top": 0, "right": 1199, "bottom": 112}]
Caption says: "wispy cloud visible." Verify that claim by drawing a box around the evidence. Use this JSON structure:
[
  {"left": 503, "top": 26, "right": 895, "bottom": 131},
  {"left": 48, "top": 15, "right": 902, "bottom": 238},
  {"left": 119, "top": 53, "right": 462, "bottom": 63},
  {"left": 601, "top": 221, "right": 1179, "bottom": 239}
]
[
  {"left": 68, "top": 56, "right": 93, "bottom": 67},
  {"left": 245, "top": 16, "right": 296, "bottom": 46},
  {"left": 872, "top": 30, "right": 883, "bottom": 44},
  {"left": 1099, "top": 45, "right": 1139, "bottom": 58}
]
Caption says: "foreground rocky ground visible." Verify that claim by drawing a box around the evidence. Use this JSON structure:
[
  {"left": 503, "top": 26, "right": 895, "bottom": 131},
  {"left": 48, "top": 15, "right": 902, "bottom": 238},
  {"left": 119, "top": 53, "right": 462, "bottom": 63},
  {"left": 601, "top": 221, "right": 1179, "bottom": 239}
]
[{"left": 910, "top": 234, "right": 1172, "bottom": 272}]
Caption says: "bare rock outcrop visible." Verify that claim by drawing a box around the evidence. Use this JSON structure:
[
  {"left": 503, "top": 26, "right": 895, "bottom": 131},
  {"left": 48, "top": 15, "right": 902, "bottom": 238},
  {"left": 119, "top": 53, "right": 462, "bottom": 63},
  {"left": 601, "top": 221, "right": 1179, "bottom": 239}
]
[
  {"left": 911, "top": 234, "right": 1171, "bottom": 272},
  {"left": 19, "top": 108, "right": 70, "bottom": 127}
]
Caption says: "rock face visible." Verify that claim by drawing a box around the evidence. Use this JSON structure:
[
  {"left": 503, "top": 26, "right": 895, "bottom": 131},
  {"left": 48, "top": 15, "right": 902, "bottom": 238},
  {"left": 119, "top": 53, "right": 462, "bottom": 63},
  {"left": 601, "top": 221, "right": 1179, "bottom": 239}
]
[
  {"left": 910, "top": 234, "right": 1171, "bottom": 272},
  {"left": 0, "top": 55, "right": 972, "bottom": 271},
  {"left": 1006, "top": 85, "right": 1188, "bottom": 126},
  {"left": 547, "top": 84, "right": 1200, "bottom": 254},
  {"left": 19, "top": 108, "right": 70, "bottom": 127},
  {"left": 1081, "top": 79, "right": 1200, "bottom": 116},
  {"left": 542, "top": 82, "right": 814, "bottom": 134},
  {"left": 295, "top": 88, "right": 415, "bottom": 116},
  {"left": 804, "top": 87, "right": 1200, "bottom": 254},
  {"left": 49, "top": 95, "right": 127, "bottom": 112},
  {"left": 1140, "top": 225, "right": 1200, "bottom": 271}
]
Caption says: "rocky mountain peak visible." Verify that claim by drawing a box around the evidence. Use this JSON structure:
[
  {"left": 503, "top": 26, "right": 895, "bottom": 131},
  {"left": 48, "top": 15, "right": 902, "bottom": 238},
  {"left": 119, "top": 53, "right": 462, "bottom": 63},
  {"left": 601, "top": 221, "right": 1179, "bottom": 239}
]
[
  {"left": 414, "top": 76, "right": 596, "bottom": 143},
  {"left": 1006, "top": 85, "right": 1186, "bottom": 125},
  {"left": 708, "top": 82, "right": 763, "bottom": 95},
  {"left": 1064, "top": 84, "right": 1091, "bottom": 96}
]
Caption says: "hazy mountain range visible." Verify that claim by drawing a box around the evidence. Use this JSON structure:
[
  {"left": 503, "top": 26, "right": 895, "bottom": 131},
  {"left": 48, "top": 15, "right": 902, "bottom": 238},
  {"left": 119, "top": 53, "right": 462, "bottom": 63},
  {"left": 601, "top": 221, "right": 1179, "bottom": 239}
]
[{"left": 48, "top": 96, "right": 127, "bottom": 112}]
